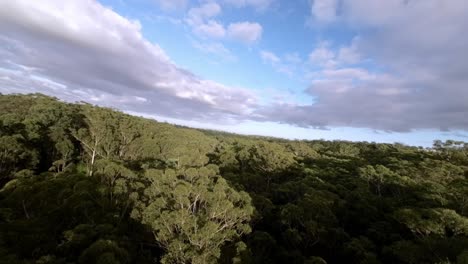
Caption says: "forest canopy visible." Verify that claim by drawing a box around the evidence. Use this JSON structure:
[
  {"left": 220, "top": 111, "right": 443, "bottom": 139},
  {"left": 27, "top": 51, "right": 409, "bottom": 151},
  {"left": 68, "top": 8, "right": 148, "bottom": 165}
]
[{"left": 0, "top": 93, "right": 467, "bottom": 264}]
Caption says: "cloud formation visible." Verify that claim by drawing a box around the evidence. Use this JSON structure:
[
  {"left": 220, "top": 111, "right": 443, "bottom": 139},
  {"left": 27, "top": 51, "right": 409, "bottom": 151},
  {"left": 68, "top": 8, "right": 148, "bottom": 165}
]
[
  {"left": 259, "top": 50, "right": 301, "bottom": 77},
  {"left": 186, "top": 3, "right": 263, "bottom": 44},
  {"left": 308, "top": 42, "right": 336, "bottom": 68},
  {"left": 0, "top": 0, "right": 256, "bottom": 122},
  {"left": 186, "top": 2, "right": 226, "bottom": 38},
  {"left": 263, "top": 0, "right": 468, "bottom": 132},
  {"left": 310, "top": 0, "right": 338, "bottom": 23},
  {"left": 227, "top": 22, "right": 263, "bottom": 44},
  {"left": 193, "top": 20, "right": 226, "bottom": 39},
  {"left": 187, "top": 2, "right": 222, "bottom": 25},
  {"left": 260, "top": 50, "right": 280, "bottom": 64},
  {"left": 1, "top": 0, "right": 467, "bottom": 135}
]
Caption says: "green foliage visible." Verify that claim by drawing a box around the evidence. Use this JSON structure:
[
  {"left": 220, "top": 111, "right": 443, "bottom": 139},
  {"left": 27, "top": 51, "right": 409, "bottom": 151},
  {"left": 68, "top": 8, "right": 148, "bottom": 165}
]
[
  {"left": 132, "top": 167, "right": 253, "bottom": 263},
  {"left": 78, "top": 240, "right": 130, "bottom": 264},
  {"left": 1, "top": 94, "right": 468, "bottom": 264},
  {"left": 395, "top": 208, "right": 468, "bottom": 237}
]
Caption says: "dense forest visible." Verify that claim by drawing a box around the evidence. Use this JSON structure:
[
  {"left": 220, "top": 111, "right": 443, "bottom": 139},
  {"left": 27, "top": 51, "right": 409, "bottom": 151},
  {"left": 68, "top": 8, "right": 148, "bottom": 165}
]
[{"left": 0, "top": 93, "right": 467, "bottom": 264}]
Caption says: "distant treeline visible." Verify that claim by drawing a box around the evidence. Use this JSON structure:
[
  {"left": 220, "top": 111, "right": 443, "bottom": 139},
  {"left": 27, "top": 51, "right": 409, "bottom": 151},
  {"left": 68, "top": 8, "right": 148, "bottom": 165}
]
[{"left": 0, "top": 93, "right": 467, "bottom": 264}]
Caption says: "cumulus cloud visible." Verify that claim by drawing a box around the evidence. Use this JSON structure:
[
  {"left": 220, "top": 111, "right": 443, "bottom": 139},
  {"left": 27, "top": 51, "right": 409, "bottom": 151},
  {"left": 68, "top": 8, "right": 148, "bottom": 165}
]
[
  {"left": 192, "top": 20, "right": 226, "bottom": 38},
  {"left": 256, "top": 70, "right": 419, "bottom": 131},
  {"left": 186, "top": 2, "right": 227, "bottom": 38},
  {"left": 262, "top": 0, "right": 468, "bottom": 132},
  {"left": 310, "top": 0, "right": 338, "bottom": 23},
  {"left": 0, "top": 0, "right": 256, "bottom": 122},
  {"left": 308, "top": 42, "right": 336, "bottom": 68},
  {"left": 337, "top": 37, "right": 361, "bottom": 65},
  {"left": 227, "top": 22, "right": 263, "bottom": 44},
  {"left": 185, "top": 3, "right": 264, "bottom": 44},
  {"left": 308, "top": 40, "right": 361, "bottom": 69},
  {"left": 187, "top": 2, "right": 222, "bottom": 25},
  {"left": 1, "top": 0, "right": 467, "bottom": 134}
]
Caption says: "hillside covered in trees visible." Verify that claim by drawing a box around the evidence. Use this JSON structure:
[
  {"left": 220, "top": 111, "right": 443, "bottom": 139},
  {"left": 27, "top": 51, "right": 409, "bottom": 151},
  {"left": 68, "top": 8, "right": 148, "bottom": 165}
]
[{"left": 0, "top": 93, "right": 467, "bottom": 264}]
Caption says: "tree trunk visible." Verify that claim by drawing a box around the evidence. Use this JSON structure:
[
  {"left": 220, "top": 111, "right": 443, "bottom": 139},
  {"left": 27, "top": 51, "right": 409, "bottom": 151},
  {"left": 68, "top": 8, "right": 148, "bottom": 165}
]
[{"left": 89, "top": 139, "right": 97, "bottom": 176}]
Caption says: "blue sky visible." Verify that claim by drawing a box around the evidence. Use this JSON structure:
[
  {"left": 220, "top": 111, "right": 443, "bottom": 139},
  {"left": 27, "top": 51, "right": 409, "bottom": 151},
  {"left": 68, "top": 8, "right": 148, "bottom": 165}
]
[{"left": 1, "top": 0, "right": 467, "bottom": 146}]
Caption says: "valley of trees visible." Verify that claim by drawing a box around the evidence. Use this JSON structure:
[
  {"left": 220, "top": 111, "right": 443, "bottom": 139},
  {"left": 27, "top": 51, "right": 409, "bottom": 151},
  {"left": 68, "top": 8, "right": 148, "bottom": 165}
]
[{"left": 0, "top": 93, "right": 467, "bottom": 264}]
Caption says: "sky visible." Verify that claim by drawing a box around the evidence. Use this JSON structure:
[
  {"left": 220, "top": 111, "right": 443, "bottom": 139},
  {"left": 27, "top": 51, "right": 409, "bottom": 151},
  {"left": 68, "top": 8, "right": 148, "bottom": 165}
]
[{"left": 0, "top": 0, "right": 467, "bottom": 147}]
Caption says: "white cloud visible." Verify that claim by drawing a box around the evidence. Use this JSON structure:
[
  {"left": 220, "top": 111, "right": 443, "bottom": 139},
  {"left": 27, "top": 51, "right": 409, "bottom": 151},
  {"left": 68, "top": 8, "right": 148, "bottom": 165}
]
[
  {"left": 261, "top": 0, "right": 468, "bottom": 132},
  {"left": 260, "top": 50, "right": 280, "bottom": 64},
  {"left": 320, "top": 68, "right": 374, "bottom": 81},
  {"left": 146, "top": 14, "right": 183, "bottom": 26},
  {"left": 186, "top": 3, "right": 264, "bottom": 44},
  {"left": 155, "top": 0, "right": 188, "bottom": 11},
  {"left": 227, "top": 22, "right": 263, "bottom": 44},
  {"left": 337, "top": 37, "right": 361, "bottom": 65},
  {"left": 224, "top": 0, "right": 274, "bottom": 11},
  {"left": 0, "top": 0, "right": 257, "bottom": 121},
  {"left": 310, "top": 0, "right": 338, "bottom": 23},
  {"left": 256, "top": 68, "right": 417, "bottom": 131},
  {"left": 259, "top": 50, "right": 299, "bottom": 77},
  {"left": 309, "top": 39, "right": 361, "bottom": 68},
  {"left": 2, "top": 0, "right": 467, "bottom": 133},
  {"left": 187, "top": 2, "right": 222, "bottom": 25},
  {"left": 186, "top": 3, "right": 227, "bottom": 39},
  {"left": 308, "top": 42, "right": 336, "bottom": 68},
  {"left": 193, "top": 20, "right": 226, "bottom": 38},
  {"left": 341, "top": 0, "right": 408, "bottom": 26}
]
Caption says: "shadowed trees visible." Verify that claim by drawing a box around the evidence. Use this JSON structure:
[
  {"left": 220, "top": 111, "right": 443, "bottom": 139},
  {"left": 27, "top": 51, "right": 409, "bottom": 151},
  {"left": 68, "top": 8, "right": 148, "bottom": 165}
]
[
  {"left": 131, "top": 166, "right": 253, "bottom": 264},
  {"left": 1, "top": 94, "right": 468, "bottom": 264}
]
